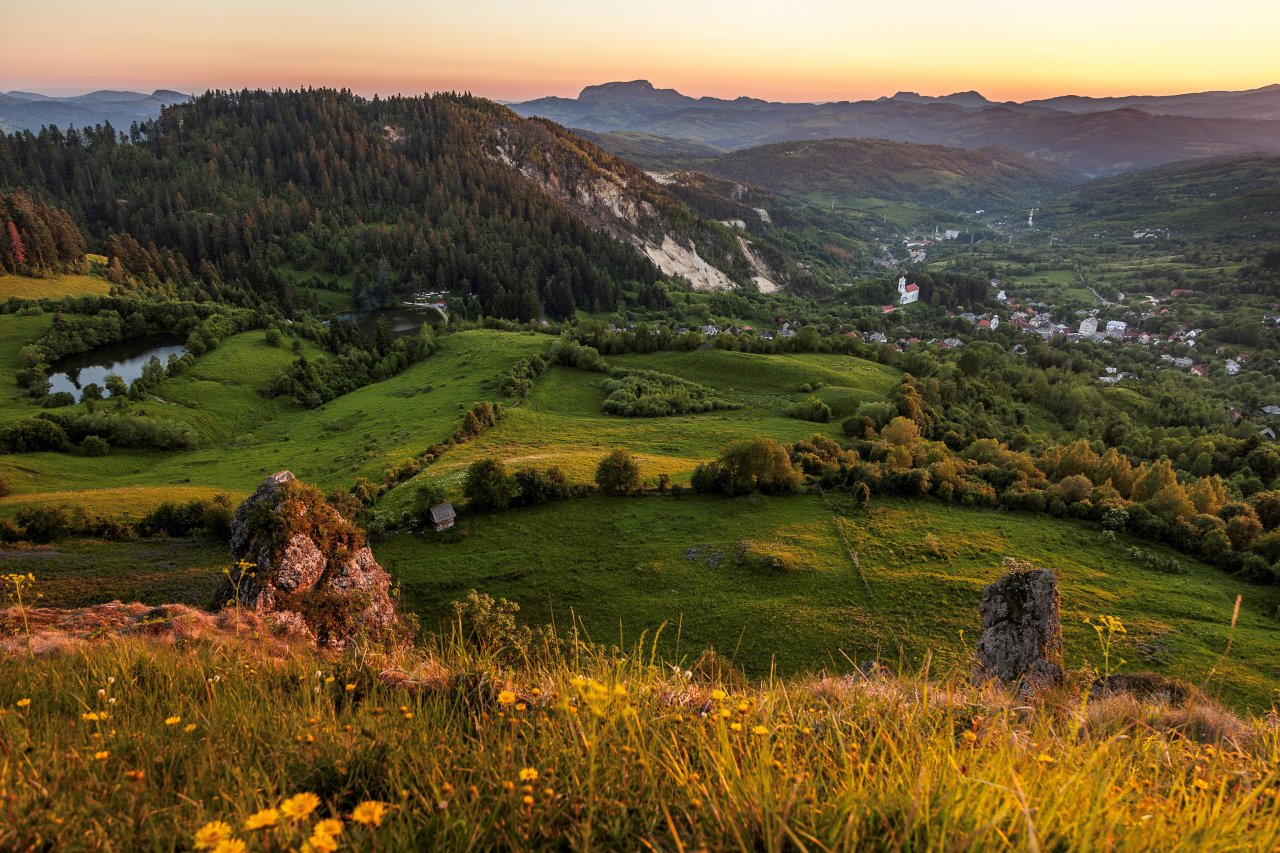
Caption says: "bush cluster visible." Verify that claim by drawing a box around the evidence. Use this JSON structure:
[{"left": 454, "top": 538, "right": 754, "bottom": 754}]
[{"left": 601, "top": 369, "right": 739, "bottom": 418}]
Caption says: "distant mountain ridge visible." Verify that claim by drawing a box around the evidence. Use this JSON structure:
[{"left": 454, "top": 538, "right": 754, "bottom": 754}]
[
  {"left": 0, "top": 89, "right": 190, "bottom": 134},
  {"left": 511, "top": 80, "right": 1280, "bottom": 176},
  {"left": 706, "top": 138, "right": 1072, "bottom": 209}
]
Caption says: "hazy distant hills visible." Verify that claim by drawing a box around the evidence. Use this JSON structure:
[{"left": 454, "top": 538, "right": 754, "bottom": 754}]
[
  {"left": 1045, "top": 153, "right": 1280, "bottom": 240},
  {"left": 579, "top": 132, "right": 1070, "bottom": 210},
  {"left": 512, "top": 81, "right": 1280, "bottom": 176},
  {"left": 0, "top": 90, "right": 190, "bottom": 133}
]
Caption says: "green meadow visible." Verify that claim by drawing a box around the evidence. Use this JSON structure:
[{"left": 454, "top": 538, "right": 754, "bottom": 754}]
[
  {"left": 382, "top": 349, "right": 900, "bottom": 509},
  {"left": 0, "top": 326, "right": 548, "bottom": 515},
  {"left": 4, "top": 324, "right": 1279, "bottom": 711},
  {"left": 378, "top": 494, "right": 1280, "bottom": 711}
]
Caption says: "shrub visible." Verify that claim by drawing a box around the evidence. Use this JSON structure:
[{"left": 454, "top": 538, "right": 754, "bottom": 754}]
[
  {"left": 0, "top": 475, "right": 10, "bottom": 498},
  {"left": 449, "top": 589, "right": 531, "bottom": 659},
  {"left": 515, "top": 467, "right": 572, "bottom": 506},
  {"left": 464, "top": 458, "right": 519, "bottom": 511},
  {"left": 81, "top": 435, "right": 110, "bottom": 456},
  {"left": 693, "top": 437, "right": 801, "bottom": 497},
  {"left": 0, "top": 418, "right": 68, "bottom": 453},
  {"left": 601, "top": 369, "right": 738, "bottom": 417},
  {"left": 17, "top": 505, "right": 79, "bottom": 543},
  {"left": 40, "top": 392, "right": 75, "bottom": 408},
  {"left": 785, "top": 397, "right": 832, "bottom": 423},
  {"left": 1101, "top": 507, "right": 1129, "bottom": 531},
  {"left": 596, "top": 449, "right": 643, "bottom": 496}
]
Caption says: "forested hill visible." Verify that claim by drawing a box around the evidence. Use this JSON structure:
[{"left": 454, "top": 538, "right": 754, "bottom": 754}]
[
  {"left": 703, "top": 138, "right": 1072, "bottom": 209},
  {"left": 0, "top": 89, "right": 776, "bottom": 318},
  {"left": 1044, "top": 154, "right": 1280, "bottom": 241}
]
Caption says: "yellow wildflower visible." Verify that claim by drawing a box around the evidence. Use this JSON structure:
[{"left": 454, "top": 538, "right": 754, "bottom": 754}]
[
  {"left": 522, "top": 795, "right": 534, "bottom": 806},
  {"left": 82, "top": 711, "right": 103, "bottom": 722},
  {"left": 304, "top": 835, "right": 338, "bottom": 853},
  {"left": 165, "top": 716, "right": 182, "bottom": 726},
  {"left": 351, "top": 800, "right": 388, "bottom": 826},
  {"left": 752, "top": 725, "right": 770, "bottom": 736},
  {"left": 730, "top": 722, "right": 742, "bottom": 732},
  {"left": 280, "top": 792, "right": 321, "bottom": 821},
  {"left": 961, "top": 731, "right": 978, "bottom": 744},
  {"left": 243, "top": 808, "right": 279, "bottom": 830},
  {"left": 345, "top": 683, "right": 356, "bottom": 692},
  {"left": 194, "top": 820, "right": 233, "bottom": 850},
  {"left": 93, "top": 751, "right": 109, "bottom": 761},
  {"left": 737, "top": 701, "right": 750, "bottom": 713},
  {"left": 1037, "top": 753, "right": 1056, "bottom": 764},
  {"left": 185, "top": 723, "right": 198, "bottom": 733},
  {"left": 16, "top": 698, "right": 30, "bottom": 708},
  {"left": 313, "top": 818, "right": 343, "bottom": 839},
  {"left": 710, "top": 689, "right": 727, "bottom": 701},
  {"left": 518, "top": 767, "right": 539, "bottom": 782},
  {"left": 497, "top": 690, "right": 516, "bottom": 706},
  {"left": 212, "top": 841, "right": 246, "bottom": 853},
  {"left": 1193, "top": 779, "right": 1211, "bottom": 791}
]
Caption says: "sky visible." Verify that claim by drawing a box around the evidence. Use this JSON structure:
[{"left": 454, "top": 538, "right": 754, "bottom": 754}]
[{"left": 4, "top": 0, "right": 1278, "bottom": 102}]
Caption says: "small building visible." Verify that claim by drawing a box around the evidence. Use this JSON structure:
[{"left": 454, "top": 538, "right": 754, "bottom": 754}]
[
  {"left": 428, "top": 503, "right": 456, "bottom": 532},
  {"left": 897, "top": 276, "right": 920, "bottom": 305}
]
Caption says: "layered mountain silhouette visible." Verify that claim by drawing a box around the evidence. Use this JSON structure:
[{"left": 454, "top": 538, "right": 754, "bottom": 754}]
[
  {"left": 0, "top": 90, "right": 191, "bottom": 133},
  {"left": 512, "top": 81, "right": 1280, "bottom": 176}
]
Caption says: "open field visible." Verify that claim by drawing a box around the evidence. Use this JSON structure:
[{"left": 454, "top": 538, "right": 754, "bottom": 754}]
[
  {"left": 379, "top": 494, "right": 1280, "bottom": 711},
  {"left": 0, "top": 537, "right": 227, "bottom": 608},
  {"left": 0, "top": 328, "right": 551, "bottom": 513},
  {"left": 0, "top": 272, "right": 111, "bottom": 300},
  {"left": 382, "top": 349, "right": 900, "bottom": 510}
]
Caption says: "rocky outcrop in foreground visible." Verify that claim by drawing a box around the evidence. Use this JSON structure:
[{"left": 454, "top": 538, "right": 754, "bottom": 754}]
[
  {"left": 973, "top": 562, "right": 1064, "bottom": 694},
  {"left": 215, "top": 471, "right": 403, "bottom": 649}
]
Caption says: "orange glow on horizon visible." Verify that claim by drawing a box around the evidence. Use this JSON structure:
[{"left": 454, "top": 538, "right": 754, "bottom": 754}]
[{"left": 4, "top": 0, "right": 1277, "bottom": 104}]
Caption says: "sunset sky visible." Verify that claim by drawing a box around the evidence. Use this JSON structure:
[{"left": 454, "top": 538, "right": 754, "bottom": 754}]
[{"left": 5, "top": 0, "right": 1277, "bottom": 102}]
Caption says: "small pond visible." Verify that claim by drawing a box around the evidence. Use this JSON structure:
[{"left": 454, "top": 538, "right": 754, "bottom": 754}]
[
  {"left": 337, "top": 306, "right": 445, "bottom": 339},
  {"left": 47, "top": 335, "right": 188, "bottom": 401}
]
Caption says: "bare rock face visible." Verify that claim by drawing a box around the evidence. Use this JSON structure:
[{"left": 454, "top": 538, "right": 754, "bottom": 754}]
[
  {"left": 974, "top": 566, "right": 1064, "bottom": 693},
  {"left": 216, "top": 471, "right": 402, "bottom": 649}
]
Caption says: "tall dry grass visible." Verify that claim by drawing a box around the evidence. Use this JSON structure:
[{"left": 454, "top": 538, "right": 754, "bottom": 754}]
[{"left": 1, "top": 613, "right": 1278, "bottom": 851}]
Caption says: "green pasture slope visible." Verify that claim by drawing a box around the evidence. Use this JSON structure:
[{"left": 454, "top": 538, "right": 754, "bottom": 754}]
[
  {"left": 0, "top": 324, "right": 548, "bottom": 516},
  {"left": 380, "top": 494, "right": 1280, "bottom": 711},
  {"left": 4, "top": 323, "right": 1278, "bottom": 710},
  {"left": 381, "top": 348, "right": 901, "bottom": 509}
]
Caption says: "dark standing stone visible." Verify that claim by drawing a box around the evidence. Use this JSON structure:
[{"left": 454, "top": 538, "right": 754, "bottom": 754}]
[{"left": 974, "top": 566, "right": 1064, "bottom": 693}]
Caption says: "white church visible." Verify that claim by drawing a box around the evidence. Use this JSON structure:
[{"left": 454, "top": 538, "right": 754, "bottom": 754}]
[{"left": 897, "top": 275, "right": 920, "bottom": 305}]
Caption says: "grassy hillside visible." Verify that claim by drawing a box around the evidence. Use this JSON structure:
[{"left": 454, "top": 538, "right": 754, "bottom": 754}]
[
  {"left": 1047, "top": 153, "right": 1280, "bottom": 240},
  {"left": 381, "top": 350, "right": 899, "bottom": 509},
  {"left": 0, "top": 328, "right": 549, "bottom": 515},
  {"left": 380, "top": 494, "right": 1280, "bottom": 711},
  {"left": 0, "top": 271, "right": 111, "bottom": 299},
  {"left": 707, "top": 139, "right": 1072, "bottom": 211},
  {"left": 2, "top": 618, "right": 1276, "bottom": 850}
]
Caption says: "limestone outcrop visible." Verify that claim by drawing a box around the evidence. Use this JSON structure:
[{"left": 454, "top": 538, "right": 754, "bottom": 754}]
[{"left": 216, "top": 471, "right": 402, "bottom": 649}]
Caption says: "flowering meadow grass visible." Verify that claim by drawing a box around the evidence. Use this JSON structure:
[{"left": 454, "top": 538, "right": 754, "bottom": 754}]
[{"left": 2, "top": 624, "right": 1278, "bottom": 851}]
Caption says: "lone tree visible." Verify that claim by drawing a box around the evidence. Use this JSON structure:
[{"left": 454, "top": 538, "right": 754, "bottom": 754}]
[
  {"left": 692, "top": 437, "right": 801, "bottom": 496},
  {"left": 596, "top": 449, "right": 642, "bottom": 496},
  {"left": 464, "top": 458, "right": 518, "bottom": 511}
]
